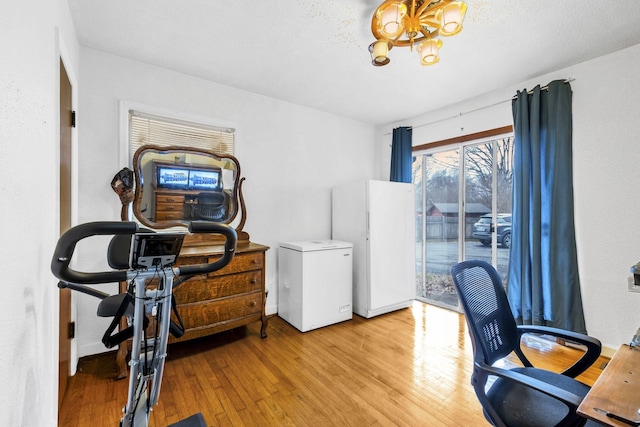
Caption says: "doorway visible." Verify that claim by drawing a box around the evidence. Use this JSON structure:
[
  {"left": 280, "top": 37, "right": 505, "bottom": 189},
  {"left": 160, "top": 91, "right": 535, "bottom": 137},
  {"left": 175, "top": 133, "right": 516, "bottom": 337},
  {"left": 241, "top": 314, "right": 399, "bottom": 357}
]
[
  {"left": 413, "top": 130, "right": 514, "bottom": 311},
  {"left": 59, "top": 58, "right": 73, "bottom": 408}
]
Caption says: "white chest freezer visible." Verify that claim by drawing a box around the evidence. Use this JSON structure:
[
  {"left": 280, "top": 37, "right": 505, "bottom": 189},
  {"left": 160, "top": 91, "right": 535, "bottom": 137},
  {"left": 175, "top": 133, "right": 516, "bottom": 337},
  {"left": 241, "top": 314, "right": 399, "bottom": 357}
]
[{"left": 278, "top": 240, "right": 353, "bottom": 332}]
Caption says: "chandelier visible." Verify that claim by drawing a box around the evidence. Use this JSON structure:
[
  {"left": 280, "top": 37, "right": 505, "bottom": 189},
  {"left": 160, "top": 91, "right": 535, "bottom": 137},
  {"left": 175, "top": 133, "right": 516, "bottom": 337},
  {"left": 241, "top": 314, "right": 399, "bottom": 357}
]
[{"left": 369, "top": 0, "right": 467, "bottom": 66}]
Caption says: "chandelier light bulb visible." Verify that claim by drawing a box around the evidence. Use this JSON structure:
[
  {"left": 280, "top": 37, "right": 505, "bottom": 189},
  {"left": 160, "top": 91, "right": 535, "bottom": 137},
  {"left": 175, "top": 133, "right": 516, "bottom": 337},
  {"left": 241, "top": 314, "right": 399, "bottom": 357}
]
[
  {"left": 379, "top": 2, "right": 407, "bottom": 38},
  {"left": 437, "top": 1, "right": 467, "bottom": 36},
  {"left": 369, "top": 40, "right": 391, "bottom": 66},
  {"left": 418, "top": 38, "right": 442, "bottom": 66}
]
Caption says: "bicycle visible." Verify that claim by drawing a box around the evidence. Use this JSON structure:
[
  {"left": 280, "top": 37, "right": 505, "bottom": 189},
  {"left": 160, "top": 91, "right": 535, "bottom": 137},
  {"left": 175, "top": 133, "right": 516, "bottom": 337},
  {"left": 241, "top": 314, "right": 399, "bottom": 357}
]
[{"left": 52, "top": 221, "right": 237, "bottom": 427}]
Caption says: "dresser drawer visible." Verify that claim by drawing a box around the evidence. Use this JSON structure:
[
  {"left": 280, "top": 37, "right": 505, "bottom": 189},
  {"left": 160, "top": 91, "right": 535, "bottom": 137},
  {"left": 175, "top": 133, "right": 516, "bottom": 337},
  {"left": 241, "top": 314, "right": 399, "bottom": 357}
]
[
  {"left": 156, "top": 211, "right": 184, "bottom": 221},
  {"left": 176, "top": 252, "right": 264, "bottom": 279},
  {"left": 157, "top": 202, "right": 183, "bottom": 212},
  {"left": 175, "top": 255, "right": 208, "bottom": 280},
  {"left": 208, "top": 251, "right": 264, "bottom": 276},
  {"left": 157, "top": 194, "right": 185, "bottom": 204},
  {"left": 174, "top": 270, "right": 262, "bottom": 302},
  {"left": 177, "top": 292, "right": 263, "bottom": 329}
]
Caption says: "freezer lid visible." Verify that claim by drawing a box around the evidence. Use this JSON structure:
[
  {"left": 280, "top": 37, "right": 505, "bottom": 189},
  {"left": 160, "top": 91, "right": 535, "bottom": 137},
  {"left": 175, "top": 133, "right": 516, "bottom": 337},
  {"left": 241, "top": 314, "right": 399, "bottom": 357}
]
[{"left": 279, "top": 239, "right": 353, "bottom": 252}]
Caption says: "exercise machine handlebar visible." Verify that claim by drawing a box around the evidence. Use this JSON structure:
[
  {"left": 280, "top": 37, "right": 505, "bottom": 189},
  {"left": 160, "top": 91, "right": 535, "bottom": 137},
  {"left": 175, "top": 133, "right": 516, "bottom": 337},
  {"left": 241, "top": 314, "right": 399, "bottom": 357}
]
[
  {"left": 52, "top": 221, "right": 137, "bottom": 284},
  {"left": 51, "top": 221, "right": 237, "bottom": 285}
]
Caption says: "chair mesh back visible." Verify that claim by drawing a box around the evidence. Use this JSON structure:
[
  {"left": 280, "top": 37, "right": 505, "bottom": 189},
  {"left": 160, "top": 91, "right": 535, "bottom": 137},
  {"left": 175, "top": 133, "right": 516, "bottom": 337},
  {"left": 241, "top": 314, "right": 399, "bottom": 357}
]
[
  {"left": 451, "top": 260, "right": 518, "bottom": 365},
  {"left": 193, "top": 192, "right": 228, "bottom": 221}
]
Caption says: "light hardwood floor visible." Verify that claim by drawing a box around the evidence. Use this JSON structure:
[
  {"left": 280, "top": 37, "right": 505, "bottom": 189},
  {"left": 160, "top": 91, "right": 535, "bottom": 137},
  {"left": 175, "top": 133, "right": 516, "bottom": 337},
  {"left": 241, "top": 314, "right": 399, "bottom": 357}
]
[{"left": 59, "top": 302, "right": 608, "bottom": 426}]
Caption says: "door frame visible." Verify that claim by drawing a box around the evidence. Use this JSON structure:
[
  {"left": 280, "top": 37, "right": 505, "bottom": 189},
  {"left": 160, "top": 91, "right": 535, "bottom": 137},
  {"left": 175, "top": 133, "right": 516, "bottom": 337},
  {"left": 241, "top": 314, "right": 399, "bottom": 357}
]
[{"left": 58, "top": 50, "right": 79, "bottom": 407}]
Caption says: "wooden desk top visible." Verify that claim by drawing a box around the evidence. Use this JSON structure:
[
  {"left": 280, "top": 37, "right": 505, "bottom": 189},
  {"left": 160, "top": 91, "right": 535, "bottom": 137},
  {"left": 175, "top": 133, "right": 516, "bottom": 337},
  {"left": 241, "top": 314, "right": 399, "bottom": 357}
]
[{"left": 578, "top": 344, "right": 640, "bottom": 426}]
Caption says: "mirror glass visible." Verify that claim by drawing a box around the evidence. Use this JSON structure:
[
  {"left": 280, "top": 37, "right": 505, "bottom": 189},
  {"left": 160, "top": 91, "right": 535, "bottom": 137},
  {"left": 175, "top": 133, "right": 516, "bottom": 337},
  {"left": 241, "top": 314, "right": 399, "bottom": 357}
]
[{"left": 132, "top": 145, "right": 241, "bottom": 229}]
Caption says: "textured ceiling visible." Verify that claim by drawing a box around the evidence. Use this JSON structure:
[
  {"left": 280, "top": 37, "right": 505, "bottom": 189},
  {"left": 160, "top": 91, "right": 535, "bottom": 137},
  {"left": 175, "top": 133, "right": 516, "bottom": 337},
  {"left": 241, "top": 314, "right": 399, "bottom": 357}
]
[{"left": 67, "top": 0, "right": 640, "bottom": 125}]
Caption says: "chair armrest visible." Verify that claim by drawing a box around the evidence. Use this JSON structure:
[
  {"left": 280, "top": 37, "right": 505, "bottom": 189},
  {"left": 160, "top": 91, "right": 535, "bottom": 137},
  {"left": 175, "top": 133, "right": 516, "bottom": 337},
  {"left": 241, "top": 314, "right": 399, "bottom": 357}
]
[
  {"left": 482, "top": 363, "right": 584, "bottom": 409},
  {"left": 516, "top": 325, "right": 601, "bottom": 377}
]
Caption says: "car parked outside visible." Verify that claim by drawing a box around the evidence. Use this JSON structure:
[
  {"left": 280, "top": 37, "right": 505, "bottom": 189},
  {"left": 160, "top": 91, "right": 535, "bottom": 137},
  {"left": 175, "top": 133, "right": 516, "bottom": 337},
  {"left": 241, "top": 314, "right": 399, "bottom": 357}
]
[{"left": 472, "top": 214, "right": 512, "bottom": 248}]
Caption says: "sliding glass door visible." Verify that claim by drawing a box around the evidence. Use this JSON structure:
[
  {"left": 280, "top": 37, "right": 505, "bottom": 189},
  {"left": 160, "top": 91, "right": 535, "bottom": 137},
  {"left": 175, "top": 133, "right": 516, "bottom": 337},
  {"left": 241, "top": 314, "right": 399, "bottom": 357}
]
[
  {"left": 414, "top": 148, "right": 461, "bottom": 310},
  {"left": 414, "top": 134, "right": 514, "bottom": 311}
]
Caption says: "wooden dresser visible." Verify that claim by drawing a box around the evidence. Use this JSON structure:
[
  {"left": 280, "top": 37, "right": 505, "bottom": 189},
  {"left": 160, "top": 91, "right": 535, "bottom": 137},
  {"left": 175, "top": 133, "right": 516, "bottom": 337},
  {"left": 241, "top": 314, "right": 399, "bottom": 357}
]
[
  {"left": 115, "top": 240, "right": 269, "bottom": 378},
  {"left": 172, "top": 241, "right": 270, "bottom": 342},
  {"left": 155, "top": 190, "right": 189, "bottom": 221}
]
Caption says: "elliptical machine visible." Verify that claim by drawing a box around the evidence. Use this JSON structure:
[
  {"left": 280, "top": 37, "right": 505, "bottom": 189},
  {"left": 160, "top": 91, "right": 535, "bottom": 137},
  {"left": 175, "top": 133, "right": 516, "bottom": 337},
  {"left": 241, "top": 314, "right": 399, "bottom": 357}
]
[{"left": 52, "top": 221, "right": 237, "bottom": 427}]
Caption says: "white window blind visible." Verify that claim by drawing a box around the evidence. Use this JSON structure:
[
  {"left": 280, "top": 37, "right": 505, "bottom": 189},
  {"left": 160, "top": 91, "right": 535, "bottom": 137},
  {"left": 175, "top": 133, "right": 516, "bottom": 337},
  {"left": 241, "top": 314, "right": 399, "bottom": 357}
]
[{"left": 129, "top": 110, "right": 235, "bottom": 159}]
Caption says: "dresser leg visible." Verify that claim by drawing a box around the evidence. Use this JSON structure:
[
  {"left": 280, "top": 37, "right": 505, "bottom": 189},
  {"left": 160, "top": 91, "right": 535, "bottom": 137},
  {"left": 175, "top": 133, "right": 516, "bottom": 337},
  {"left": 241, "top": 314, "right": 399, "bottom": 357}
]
[
  {"left": 260, "top": 316, "right": 269, "bottom": 338},
  {"left": 260, "top": 289, "right": 269, "bottom": 338}
]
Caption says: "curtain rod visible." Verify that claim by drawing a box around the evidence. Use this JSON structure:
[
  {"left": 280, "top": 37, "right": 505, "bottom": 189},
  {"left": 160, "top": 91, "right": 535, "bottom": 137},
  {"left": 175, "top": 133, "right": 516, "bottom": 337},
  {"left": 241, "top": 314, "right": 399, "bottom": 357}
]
[
  {"left": 384, "top": 78, "right": 574, "bottom": 135},
  {"left": 513, "top": 78, "right": 575, "bottom": 98}
]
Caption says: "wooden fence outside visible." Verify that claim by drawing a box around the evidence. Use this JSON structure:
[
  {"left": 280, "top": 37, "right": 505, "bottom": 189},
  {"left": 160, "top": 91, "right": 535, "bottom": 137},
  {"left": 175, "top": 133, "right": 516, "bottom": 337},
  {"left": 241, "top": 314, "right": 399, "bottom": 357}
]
[{"left": 418, "top": 216, "right": 477, "bottom": 241}]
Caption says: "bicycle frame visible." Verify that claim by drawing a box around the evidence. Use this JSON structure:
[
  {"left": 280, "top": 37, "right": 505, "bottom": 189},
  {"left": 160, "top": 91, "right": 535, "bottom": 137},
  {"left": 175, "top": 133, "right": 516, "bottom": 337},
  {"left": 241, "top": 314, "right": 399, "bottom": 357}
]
[
  {"left": 121, "top": 267, "right": 176, "bottom": 427},
  {"left": 51, "top": 221, "right": 237, "bottom": 427}
]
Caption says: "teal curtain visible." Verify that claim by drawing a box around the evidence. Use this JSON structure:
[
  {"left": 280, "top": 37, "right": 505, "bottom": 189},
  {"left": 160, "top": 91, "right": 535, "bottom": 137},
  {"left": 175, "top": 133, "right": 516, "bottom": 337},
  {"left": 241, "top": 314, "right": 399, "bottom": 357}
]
[
  {"left": 507, "top": 80, "right": 587, "bottom": 333},
  {"left": 390, "top": 127, "right": 412, "bottom": 183}
]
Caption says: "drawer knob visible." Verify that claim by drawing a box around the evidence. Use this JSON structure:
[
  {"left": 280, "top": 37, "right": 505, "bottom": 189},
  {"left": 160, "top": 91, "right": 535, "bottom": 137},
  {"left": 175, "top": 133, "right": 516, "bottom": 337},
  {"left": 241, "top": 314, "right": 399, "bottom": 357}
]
[{"left": 250, "top": 301, "right": 257, "bottom": 307}]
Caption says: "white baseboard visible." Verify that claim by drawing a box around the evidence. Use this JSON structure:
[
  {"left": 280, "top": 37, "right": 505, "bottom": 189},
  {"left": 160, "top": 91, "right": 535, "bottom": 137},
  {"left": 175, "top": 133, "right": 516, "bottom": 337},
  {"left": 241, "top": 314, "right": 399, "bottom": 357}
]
[
  {"left": 79, "top": 341, "right": 111, "bottom": 359},
  {"left": 601, "top": 345, "right": 618, "bottom": 359}
]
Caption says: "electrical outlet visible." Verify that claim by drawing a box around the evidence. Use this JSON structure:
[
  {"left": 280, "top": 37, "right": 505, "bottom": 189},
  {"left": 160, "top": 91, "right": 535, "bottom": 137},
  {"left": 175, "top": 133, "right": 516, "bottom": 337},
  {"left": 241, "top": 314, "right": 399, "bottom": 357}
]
[{"left": 628, "top": 276, "right": 640, "bottom": 293}]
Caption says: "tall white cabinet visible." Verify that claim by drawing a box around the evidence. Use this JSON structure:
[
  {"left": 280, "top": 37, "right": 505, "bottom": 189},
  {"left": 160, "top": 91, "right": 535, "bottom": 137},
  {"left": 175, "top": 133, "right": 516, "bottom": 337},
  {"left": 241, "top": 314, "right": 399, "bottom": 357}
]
[{"left": 332, "top": 180, "right": 415, "bottom": 318}]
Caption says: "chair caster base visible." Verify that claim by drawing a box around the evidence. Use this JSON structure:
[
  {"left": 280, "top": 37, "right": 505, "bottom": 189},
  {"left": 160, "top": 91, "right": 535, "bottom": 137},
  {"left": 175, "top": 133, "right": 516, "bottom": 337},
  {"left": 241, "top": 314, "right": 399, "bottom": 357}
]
[{"left": 167, "top": 412, "right": 206, "bottom": 427}]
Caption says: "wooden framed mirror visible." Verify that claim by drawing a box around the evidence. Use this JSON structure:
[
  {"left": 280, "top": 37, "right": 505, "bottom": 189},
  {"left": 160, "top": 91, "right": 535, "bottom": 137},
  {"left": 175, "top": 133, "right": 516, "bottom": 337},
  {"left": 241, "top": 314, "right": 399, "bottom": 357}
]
[
  {"left": 132, "top": 144, "right": 249, "bottom": 243},
  {"left": 112, "top": 144, "right": 266, "bottom": 377}
]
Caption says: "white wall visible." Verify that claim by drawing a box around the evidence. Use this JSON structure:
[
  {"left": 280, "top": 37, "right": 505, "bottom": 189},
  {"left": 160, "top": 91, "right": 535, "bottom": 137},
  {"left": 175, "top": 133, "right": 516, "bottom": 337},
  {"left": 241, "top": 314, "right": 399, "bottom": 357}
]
[
  {"left": 380, "top": 44, "right": 640, "bottom": 353},
  {"left": 0, "top": 0, "right": 80, "bottom": 425},
  {"left": 75, "top": 47, "right": 378, "bottom": 356}
]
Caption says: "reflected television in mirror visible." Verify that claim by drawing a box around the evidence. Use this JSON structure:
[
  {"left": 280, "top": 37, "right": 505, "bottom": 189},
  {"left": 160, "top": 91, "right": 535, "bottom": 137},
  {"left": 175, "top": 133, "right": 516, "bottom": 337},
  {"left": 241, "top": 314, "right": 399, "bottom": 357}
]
[
  {"left": 189, "top": 169, "right": 221, "bottom": 191},
  {"left": 156, "top": 165, "right": 189, "bottom": 189}
]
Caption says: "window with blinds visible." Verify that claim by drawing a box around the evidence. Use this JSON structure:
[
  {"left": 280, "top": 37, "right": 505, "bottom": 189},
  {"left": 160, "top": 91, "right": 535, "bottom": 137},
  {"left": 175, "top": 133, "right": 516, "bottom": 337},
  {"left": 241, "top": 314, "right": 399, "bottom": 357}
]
[{"left": 129, "top": 110, "right": 235, "bottom": 160}]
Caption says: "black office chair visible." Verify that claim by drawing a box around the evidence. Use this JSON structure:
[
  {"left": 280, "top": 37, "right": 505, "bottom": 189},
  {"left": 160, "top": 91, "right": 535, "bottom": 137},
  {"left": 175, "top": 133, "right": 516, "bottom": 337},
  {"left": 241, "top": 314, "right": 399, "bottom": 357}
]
[
  {"left": 191, "top": 191, "right": 228, "bottom": 221},
  {"left": 451, "top": 260, "right": 602, "bottom": 427}
]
